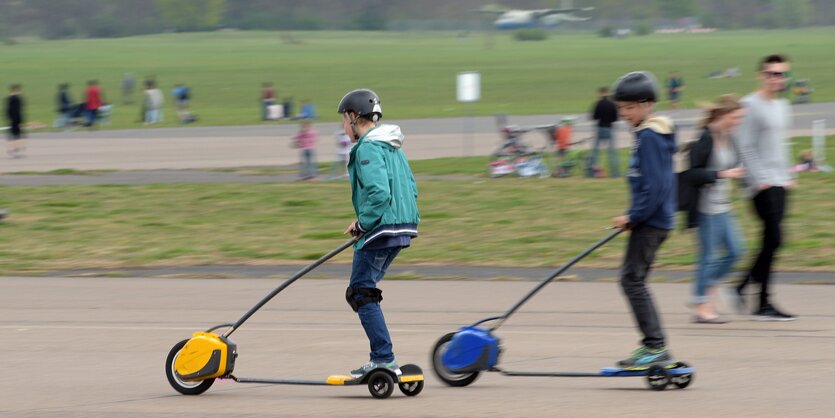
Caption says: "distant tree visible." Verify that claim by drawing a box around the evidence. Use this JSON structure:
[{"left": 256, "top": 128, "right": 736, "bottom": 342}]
[
  {"left": 351, "top": 0, "right": 390, "bottom": 30},
  {"left": 155, "top": 0, "right": 227, "bottom": 32},
  {"left": 634, "top": 21, "right": 653, "bottom": 35},
  {"left": 598, "top": 24, "right": 615, "bottom": 38},
  {"left": 773, "top": 0, "right": 811, "bottom": 28},
  {"left": 656, "top": 0, "right": 699, "bottom": 18}
]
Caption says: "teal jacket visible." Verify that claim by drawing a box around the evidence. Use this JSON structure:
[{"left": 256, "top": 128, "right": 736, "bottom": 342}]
[{"left": 348, "top": 124, "right": 420, "bottom": 249}]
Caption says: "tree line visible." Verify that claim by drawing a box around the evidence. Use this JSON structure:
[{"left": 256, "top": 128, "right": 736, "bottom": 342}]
[{"left": 0, "top": 0, "right": 831, "bottom": 40}]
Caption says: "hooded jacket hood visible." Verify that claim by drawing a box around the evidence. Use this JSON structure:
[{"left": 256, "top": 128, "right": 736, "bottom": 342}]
[
  {"left": 636, "top": 115, "right": 677, "bottom": 154},
  {"left": 636, "top": 115, "right": 675, "bottom": 135},
  {"left": 626, "top": 114, "right": 677, "bottom": 230},
  {"left": 363, "top": 124, "right": 404, "bottom": 149}
]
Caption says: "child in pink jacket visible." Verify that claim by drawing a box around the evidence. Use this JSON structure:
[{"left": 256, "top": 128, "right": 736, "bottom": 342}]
[{"left": 293, "top": 120, "right": 318, "bottom": 180}]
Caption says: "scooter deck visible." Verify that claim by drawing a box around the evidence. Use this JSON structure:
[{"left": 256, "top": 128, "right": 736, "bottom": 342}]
[
  {"left": 501, "top": 362, "right": 694, "bottom": 378},
  {"left": 230, "top": 363, "right": 424, "bottom": 386}
]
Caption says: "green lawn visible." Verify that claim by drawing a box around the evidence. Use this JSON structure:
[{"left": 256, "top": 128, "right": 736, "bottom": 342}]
[
  {"left": 0, "top": 137, "right": 831, "bottom": 275},
  {"left": 1, "top": 28, "right": 833, "bottom": 129}
]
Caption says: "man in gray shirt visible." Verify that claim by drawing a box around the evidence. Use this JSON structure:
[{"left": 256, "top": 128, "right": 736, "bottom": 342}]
[{"left": 732, "top": 54, "right": 796, "bottom": 321}]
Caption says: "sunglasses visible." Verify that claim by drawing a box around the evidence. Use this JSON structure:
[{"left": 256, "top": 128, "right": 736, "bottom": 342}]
[{"left": 762, "top": 71, "right": 788, "bottom": 79}]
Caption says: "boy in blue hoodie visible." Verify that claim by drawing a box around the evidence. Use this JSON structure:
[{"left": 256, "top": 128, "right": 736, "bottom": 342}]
[
  {"left": 337, "top": 89, "right": 420, "bottom": 379},
  {"left": 610, "top": 72, "right": 678, "bottom": 369}
]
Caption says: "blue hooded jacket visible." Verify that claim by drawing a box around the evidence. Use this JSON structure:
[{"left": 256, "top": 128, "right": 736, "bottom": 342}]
[{"left": 626, "top": 116, "right": 677, "bottom": 230}]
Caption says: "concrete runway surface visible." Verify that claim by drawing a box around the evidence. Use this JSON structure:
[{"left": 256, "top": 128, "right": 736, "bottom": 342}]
[{"left": 2, "top": 276, "right": 833, "bottom": 417}]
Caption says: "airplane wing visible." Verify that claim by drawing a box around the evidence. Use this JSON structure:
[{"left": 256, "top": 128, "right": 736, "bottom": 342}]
[{"left": 534, "top": 7, "right": 594, "bottom": 18}]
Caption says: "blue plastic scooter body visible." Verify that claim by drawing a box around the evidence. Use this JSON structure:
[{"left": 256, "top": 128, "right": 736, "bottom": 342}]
[
  {"left": 599, "top": 365, "right": 696, "bottom": 377},
  {"left": 442, "top": 326, "right": 500, "bottom": 373}
]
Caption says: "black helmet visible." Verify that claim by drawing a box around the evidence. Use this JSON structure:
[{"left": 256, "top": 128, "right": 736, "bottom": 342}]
[
  {"left": 611, "top": 71, "right": 658, "bottom": 103},
  {"left": 337, "top": 89, "right": 382, "bottom": 121}
]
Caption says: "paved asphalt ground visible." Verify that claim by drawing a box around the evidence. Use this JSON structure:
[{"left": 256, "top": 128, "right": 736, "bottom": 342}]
[{"left": 2, "top": 277, "right": 833, "bottom": 417}]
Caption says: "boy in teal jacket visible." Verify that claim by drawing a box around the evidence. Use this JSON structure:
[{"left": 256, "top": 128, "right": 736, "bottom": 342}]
[{"left": 338, "top": 89, "right": 419, "bottom": 379}]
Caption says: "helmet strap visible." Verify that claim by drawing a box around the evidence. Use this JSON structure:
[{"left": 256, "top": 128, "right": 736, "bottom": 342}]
[
  {"left": 345, "top": 112, "right": 380, "bottom": 140},
  {"left": 344, "top": 112, "right": 361, "bottom": 140}
]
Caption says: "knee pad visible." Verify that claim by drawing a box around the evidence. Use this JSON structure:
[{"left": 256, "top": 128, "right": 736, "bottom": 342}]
[{"left": 345, "top": 287, "right": 383, "bottom": 312}]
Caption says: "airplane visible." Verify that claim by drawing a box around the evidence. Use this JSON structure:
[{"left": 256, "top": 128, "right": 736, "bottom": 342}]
[{"left": 476, "top": 1, "right": 594, "bottom": 30}]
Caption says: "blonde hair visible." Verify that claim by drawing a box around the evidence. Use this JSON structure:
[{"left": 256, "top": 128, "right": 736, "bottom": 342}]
[{"left": 699, "top": 94, "right": 743, "bottom": 129}]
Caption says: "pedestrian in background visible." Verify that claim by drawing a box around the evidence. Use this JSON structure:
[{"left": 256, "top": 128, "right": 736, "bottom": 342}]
[
  {"left": 680, "top": 95, "right": 747, "bottom": 324},
  {"left": 588, "top": 86, "right": 620, "bottom": 178},
  {"left": 84, "top": 80, "right": 103, "bottom": 128},
  {"left": 732, "top": 54, "right": 796, "bottom": 321},
  {"left": 293, "top": 119, "right": 318, "bottom": 180},
  {"left": 6, "top": 84, "right": 26, "bottom": 158}
]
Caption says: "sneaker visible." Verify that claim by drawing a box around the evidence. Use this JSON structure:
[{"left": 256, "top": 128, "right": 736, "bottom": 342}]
[
  {"left": 725, "top": 286, "right": 747, "bottom": 315},
  {"left": 752, "top": 304, "right": 796, "bottom": 321},
  {"left": 350, "top": 360, "right": 401, "bottom": 379},
  {"left": 692, "top": 314, "right": 729, "bottom": 324},
  {"left": 616, "top": 346, "right": 672, "bottom": 369}
]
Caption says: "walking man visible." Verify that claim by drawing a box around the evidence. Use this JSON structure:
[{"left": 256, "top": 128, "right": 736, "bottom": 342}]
[{"left": 732, "top": 54, "right": 796, "bottom": 321}]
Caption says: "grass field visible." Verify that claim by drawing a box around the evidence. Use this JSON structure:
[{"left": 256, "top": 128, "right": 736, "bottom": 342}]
[
  {"left": 0, "top": 137, "right": 831, "bottom": 275},
  {"left": 1, "top": 28, "right": 833, "bottom": 129}
]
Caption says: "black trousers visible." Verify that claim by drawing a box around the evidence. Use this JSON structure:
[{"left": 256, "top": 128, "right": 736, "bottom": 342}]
[
  {"left": 9, "top": 119, "right": 22, "bottom": 139},
  {"left": 740, "top": 186, "right": 787, "bottom": 308},
  {"left": 621, "top": 224, "right": 669, "bottom": 349}
]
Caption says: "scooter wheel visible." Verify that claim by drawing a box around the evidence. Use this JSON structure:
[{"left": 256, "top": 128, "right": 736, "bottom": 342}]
[
  {"left": 367, "top": 370, "right": 395, "bottom": 399},
  {"left": 671, "top": 362, "right": 694, "bottom": 389},
  {"left": 646, "top": 365, "right": 670, "bottom": 391},
  {"left": 398, "top": 380, "right": 424, "bottom": 397},
  {"left": 165, "top": 339, "right": 215, "bottom": 395},
  {"left": 431, "top": 332, "right": 480, "bottom": 387}
]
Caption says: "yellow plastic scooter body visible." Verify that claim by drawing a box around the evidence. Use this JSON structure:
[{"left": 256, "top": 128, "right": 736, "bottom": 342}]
[
  {"left": 174, "top": 331, "right": 237, "bottom": 381},
  {"left": 325, "top": 366, "right": 424, "bottom": 385}
]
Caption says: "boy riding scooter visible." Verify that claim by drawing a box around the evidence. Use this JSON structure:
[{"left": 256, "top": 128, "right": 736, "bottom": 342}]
[
  {"left": 611, "top": 72, "right": 678, "bottom": 369},
  {"left": 338, "top": 89, "right": 420, "bottom": 379}
]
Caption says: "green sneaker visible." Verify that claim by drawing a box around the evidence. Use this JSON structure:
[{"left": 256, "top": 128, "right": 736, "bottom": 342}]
[
  {"left": 616, "top": 346, "right": 672, "bottom": 369},
  {"left": 350, "top": 360, "right": 401, "bottom": 379}
]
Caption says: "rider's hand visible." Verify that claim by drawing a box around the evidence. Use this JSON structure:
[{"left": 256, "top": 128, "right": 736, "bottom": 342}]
[
  {"left": 344, "top": 221, "right": 364, "bottom": 238},
  {"left": 613, "top": 215, "right": 631, "bottom": 231}
]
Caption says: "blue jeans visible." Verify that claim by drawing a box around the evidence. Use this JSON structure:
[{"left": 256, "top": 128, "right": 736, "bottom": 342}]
[
  {"left": 694, "top": 211, "right": 744, "bottom": 304},
  {"left": 145, "top": 109, "right": 162, "bottom": 124},
  {"left": 84, "top": 109, "right": 98, "bottom": 127},
  {"left": 588, "top": 127, "right": 620, "bottom": 178},
  {"left": 54, "top": 111, "right": 72, "bottom": 129},
  {"left": 349, "top": 246, "right": 401, "bottom": 363},
  {"left": 300, "top": 149, "right": 317, "bottom": 179}
]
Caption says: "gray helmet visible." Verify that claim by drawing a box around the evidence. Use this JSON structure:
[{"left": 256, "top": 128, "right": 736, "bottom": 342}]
[
  {"left": 337, "top": 89, "right": 382, "bottom": 121},
  {"left": 611, "top": 71, "right": 658, "bottom": 103}
]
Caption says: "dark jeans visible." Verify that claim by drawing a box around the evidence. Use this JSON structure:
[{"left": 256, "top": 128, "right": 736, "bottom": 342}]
[
  {"left": 621, "top": 224, "right": 669, "bottom": 349},
  {"left": 8, "top": 120, "right": 22, "bottom": 138},
  {"left": 739, "top": 186, "right": 787, "bottom": 308},
  {"left": 349, "top": 246, "right": 402, "bottom": 363},
  {"left": 84, "top": 108, "right": 98, "bottom": 127}
]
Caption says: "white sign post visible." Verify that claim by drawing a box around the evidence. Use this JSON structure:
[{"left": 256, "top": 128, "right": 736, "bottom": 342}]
[
  {"left": 812, "top": 119, "right": 826, "bottom": 164},
  {"left": 457, "top": 72, "right": 481, "bottom": 156}
]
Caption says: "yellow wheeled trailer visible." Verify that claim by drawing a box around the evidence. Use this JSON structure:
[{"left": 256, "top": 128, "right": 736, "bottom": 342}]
[{"left": 164, "top": 239, "right": 424, "bottom": 399}]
